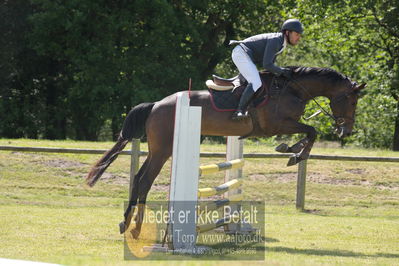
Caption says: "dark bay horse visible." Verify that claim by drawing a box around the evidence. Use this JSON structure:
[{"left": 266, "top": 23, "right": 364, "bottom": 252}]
[{"left": 86, "top": 66, "right": 366, "bottom": 238}]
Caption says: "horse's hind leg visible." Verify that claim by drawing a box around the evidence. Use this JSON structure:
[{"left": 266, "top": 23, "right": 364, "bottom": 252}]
[
  {"left": 120, "top": 149, "right": 170, "bottom": 236},
  {"left": 129, "top": 151, "right": 170, "bottom": 239},
  {"left": 119, "top": 158, "right": 149, "bottom": 234},
  {"left": 121, "top": 108, "right": 174, "bottom": 238},
  {"left": 117, "top": 98, "right": 176, "bottom": 237}
]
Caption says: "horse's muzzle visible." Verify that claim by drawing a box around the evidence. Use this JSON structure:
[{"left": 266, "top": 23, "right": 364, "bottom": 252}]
[{"left": 335, "top": 126, "right": 351, "bottom": 138}]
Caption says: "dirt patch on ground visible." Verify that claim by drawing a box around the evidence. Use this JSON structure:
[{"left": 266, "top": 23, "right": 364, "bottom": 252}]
[
  {"left": 42, "top": 158, "right": 87, "bottom": 169},
  {"left": 249, "top": 172, "right": 297, "bottom": 183},
  {"left": 12, "top": 151, "right": 138, "bottom": 186},
  {"left": 345, "top": 168, "right": 366, "bottom": 175},
  {"left": 308, "top": 172, "right": 355, "bottom": 185},
  {"left": 101, "top": 174, "right": 171, "bottom": 190},
  {"left": 249, "top": 171, "right": 398, "bottom": 190},
  {"left": 151, "top": 183, "right": 170, "bottom": 192},
  {"left": 101, "top": 172, "right": 129, "bottom": 185},
  {"left": 249, "top": 173, "right": 268, "bottom": 181},
  {"left": 263, "top": 172, "right": 359, "bottom": 185},
  {"left": 12, "top": 152, "right": 86, "bottom": 168}
]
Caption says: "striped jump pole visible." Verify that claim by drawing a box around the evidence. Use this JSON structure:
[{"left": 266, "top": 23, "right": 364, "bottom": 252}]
[
  {"left": 199, "top": 159, "right": 244, "bottom": 176},
  {"left": 198, "top": 178, "right": 243, "bottom": 197},
  {"left": 197, "top": 194, "right": 243, "bottom": 214},
  {"left": 196, "top": 141, "right": 255, "bottom": 235}
]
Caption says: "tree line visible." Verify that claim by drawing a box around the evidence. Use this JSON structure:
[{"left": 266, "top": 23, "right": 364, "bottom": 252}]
[{"left": 1, "top": 0, "right": 398, "bottom": 150}]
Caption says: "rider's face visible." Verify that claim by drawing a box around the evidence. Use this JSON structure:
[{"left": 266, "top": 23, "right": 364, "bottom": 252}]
[{"left": 288, "top": 31, "right": 301, "bottom": 45}]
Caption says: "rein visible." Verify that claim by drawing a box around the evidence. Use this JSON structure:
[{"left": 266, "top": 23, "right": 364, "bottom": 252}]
[{"left": 289, "top": 78, "right": 352, "bottom": 126}]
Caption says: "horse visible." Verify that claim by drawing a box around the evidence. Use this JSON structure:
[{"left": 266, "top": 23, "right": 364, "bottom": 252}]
[{"left": 86, "top": 66, "right": 366, "bottom": 238}]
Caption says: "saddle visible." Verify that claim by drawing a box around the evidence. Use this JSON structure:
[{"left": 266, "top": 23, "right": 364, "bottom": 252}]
[{"left": 206, "top": 71, "right": 283, "bottom": 111}]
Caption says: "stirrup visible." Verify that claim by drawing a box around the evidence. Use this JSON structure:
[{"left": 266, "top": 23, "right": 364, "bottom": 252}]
[{"left": 232, "top": 110, "right": 249, "bottom": 120}]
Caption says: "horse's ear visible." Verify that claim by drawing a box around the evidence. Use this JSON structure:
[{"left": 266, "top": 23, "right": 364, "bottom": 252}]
[{"left": 354, "top": 83, "right": 367, "bottom": 91}]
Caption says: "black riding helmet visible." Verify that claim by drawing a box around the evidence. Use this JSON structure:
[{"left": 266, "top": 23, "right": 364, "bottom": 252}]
[{"left": 281, "top": 19, "right": 304, "bottom": 34}]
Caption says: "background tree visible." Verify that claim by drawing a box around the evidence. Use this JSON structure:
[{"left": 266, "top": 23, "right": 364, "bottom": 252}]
[{"left": 0, "top": 0, "right": 68, "bottom": 139}]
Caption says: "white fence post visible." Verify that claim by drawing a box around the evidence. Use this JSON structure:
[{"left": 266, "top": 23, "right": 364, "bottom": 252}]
[
  {"left": 296, "top": 160, "right": 307, "bottom": 211},
  {"left": 168, "top": 92, "right": 202, "bottom": 251},
  {"left": 225, "top": 136, "right": 243, "bottom": 233}
]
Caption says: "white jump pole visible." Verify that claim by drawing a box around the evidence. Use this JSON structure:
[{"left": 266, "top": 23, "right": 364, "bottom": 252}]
[{"left": 167, "top": 91, "right": 202, "bottom": 252}]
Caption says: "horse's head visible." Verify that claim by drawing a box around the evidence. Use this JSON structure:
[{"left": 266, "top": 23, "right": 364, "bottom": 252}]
[{"left": 329, "top": 82, "right": 367, "bottom": 138}]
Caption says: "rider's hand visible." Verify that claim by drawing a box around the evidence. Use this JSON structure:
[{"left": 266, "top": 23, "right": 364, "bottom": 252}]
[{"left": 281, "top": 68, "right": 293, "bottom": 79}]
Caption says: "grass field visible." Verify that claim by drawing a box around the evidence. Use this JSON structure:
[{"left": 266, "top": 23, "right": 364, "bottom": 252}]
[{"left": 0, "top": 138, "right": 398, "bottom": 265}]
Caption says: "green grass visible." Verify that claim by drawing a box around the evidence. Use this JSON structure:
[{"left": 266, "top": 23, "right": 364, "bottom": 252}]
[{"left": 0, "top": 138, "right": 398, "bottom": 265}]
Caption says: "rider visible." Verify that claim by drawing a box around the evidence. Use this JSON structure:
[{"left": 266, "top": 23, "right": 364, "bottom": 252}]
[{"left": 230, "top": 19, "right": 304, "bottom": 120}]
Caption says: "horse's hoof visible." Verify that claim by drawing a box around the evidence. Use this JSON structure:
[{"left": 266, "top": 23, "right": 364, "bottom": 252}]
[
  {"left": 119, "top": 221, "right": 126, "bottom": 234},
  {"left": 131, "top": 228, "right": 140, "bottom": 239},
  {"left": 287, "top": 155, "right": 299, "bottom": 166},
  {"left": 275, "top": 143, "right": 289, "bottom": 153}
]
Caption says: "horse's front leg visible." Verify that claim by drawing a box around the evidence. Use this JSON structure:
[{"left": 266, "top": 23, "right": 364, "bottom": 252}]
[
  {"left": 286, "top": 138, "right": 314, "bottom": 166},
  {"left": 275, "top": 137, "right": 310, "bottom": 154},
  {"left": 274, "top": 119, "right": 317, "bottom": 166}
]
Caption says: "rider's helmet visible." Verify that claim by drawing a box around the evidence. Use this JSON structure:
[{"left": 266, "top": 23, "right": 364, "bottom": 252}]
[{"left": 281, "top": 19, "right": 304, "bottom": 34}]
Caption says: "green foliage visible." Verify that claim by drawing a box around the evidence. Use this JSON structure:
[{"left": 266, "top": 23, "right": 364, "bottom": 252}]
[
  {"left": 300, "top": 98, "right": 337, "bottom": 141},
  {"left": 349, "top": 93, "right": 397, "bottom": 148}
]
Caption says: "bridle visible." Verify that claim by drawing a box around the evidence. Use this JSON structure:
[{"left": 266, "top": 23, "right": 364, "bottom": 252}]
[
  {"left": 290, "top": 78, "right": 356, "bottom": 127},
  {"left": 328, "top": 91, "right": 356, "bottom": 126}
]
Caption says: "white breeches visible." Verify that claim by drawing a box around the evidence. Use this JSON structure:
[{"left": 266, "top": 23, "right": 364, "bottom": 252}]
[{"left": 231, "top": 45, "right": 262, "bottom": 91}]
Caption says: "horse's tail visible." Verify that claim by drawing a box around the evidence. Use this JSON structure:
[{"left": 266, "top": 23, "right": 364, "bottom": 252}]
[{"left": 86, "top": 102, "right": 155, "bottom": 187}]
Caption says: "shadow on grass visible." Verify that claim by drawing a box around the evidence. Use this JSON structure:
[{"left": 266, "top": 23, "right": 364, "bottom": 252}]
[
  {"left": 301, "top": 208, "right": 399, "bottom": 220},
  {"left": 266, "top": 246, "right": 399, "bottom": 259},
  {"left": 263, "top": 237, "right": 279, "bottom": 243}
]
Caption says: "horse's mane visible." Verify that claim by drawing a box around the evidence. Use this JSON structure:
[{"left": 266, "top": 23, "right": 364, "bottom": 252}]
[{"left": 289, "top": 66, "right": 349, "bottom": 83}]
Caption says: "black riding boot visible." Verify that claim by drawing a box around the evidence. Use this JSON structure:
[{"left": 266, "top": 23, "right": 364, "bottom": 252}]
[{"left": 232, "top": 83, "right": 255, "bottom": 120}]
